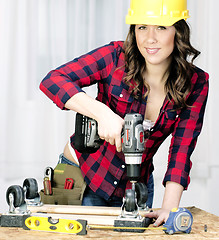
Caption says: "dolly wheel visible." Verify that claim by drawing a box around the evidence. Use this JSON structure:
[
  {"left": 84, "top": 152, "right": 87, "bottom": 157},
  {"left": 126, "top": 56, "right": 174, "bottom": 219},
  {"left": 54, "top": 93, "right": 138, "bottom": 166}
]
[
  {"left": 124, "top": 189, "right": 137, "bottom": 212},
  {"left": 135, "top": 182, "right": 148, "bottom": 207},
  {"left": 23, "top": 178, "right": 38, "bottom": 199},
  {"left": 6, "top": 185, "right": 25, "bottom": 208}
]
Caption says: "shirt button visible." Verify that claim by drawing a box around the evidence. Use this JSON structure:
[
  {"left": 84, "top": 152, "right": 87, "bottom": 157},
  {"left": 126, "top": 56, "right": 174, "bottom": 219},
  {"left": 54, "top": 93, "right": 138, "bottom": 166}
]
[
  {"left": 121, "top": 165, "right": 125, "bottom": 169},
  {"left": 119, "top": 94, "right": 123, "bottom": 98},
  {"left": 114, "top": 181, "right": 118, "bottom": 185}
]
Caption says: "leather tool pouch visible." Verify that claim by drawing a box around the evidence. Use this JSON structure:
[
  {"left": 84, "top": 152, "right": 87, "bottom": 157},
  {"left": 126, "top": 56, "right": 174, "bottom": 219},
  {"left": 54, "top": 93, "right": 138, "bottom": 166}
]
[{"left": 40, "top": 163, "right": 86, "bottom": 205}]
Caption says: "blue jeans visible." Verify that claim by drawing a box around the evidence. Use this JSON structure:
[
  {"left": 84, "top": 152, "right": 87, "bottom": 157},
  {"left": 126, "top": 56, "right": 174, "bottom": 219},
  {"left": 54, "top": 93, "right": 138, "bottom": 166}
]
[
  {"left": 59, "top": 153, "right": 79, "bottom": 167},
  {"left": 82, "top": 174, "right": 154, "bottom": 208},
  {"left": 59, "top": 154, "right": 154, "bottom": 208},
  {"left": 146, "top": 174, "right": 154, "bottom": 208}
]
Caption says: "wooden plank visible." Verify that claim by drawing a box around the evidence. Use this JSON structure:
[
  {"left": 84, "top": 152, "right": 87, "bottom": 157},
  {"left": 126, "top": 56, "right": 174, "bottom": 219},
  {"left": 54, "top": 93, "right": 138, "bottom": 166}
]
[
  {"left": 28, "top": 204, "right": 149, "bottom": 217},
  {"left": 29, "top": 204, "right": 150, "bottom": 226},
  {"left": 0, "top": 207, "right": 219, "bottom": 239},
  {"left": 33, "top": 212, "right": 117, "bottom": 225},
  {"left": 29, "top": 204, "right": 123, "bottom": 216}
]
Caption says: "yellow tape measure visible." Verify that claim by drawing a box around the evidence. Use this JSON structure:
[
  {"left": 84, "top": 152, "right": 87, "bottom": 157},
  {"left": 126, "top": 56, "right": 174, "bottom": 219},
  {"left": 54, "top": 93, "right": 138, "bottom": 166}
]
[
  {"left": 25, "top": 216, "right": 85, "bottom": 234},
  {"left": 88, "top": 224, "right": 167, "bottom": 231}
]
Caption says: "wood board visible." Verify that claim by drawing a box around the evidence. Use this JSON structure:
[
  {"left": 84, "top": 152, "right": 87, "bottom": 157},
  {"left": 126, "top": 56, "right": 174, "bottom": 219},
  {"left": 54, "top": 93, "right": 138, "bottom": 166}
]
[
  {"left": 0, "top": 207, "right": 219, "bottom": 239},
  {"left": 32, "top": 212, "right": 118, "bottom": 226},
  {"left": 29, "top": 204, "right": 129, "bottom": 216},
  {"left": 28, "top": 204, "right": 150, "bottom": 225}
]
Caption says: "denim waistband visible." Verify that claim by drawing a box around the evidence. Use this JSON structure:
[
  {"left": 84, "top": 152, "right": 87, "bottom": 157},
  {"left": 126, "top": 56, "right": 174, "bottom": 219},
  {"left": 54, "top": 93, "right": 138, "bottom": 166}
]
[{"left": 58, "top": 153, "right": 79, "bottom": 168}]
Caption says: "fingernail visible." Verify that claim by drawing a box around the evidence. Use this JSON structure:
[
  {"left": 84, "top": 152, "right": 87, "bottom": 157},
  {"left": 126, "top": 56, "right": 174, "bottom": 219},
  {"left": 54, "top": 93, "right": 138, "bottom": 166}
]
[{"left": 154, "top": 223, "right": 157, "bottom": 227}]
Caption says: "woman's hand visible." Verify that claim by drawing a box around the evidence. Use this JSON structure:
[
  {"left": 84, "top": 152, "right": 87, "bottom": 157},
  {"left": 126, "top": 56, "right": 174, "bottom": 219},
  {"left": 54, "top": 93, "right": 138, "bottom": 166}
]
[
  {"left": 65, "top": 92, "right": 125, "bottom": 152},
  {"left": 145, "top": 181, "right": 184, "bottom": 227},
  {"left": 97, "top": 110, "right": 124, "bottom": 152},
  {"left": 144, "top": 208, "right": 170, "bottom": 227}
]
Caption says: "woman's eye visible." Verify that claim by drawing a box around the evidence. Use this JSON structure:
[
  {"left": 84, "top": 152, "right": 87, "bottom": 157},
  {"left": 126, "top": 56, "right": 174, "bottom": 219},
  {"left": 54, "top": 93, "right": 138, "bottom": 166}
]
[
  {"left": 138, "top": 25, "right": 147, "bottom": 30},
  {"left": 158, "top": 26, "right": 167, "bottom": 30}
]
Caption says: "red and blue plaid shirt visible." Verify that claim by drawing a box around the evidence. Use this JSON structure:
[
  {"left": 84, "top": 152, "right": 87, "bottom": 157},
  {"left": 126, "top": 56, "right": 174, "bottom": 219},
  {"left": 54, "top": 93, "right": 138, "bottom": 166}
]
[{"left": 40, "top": 41, "right": 209, "bottom": 201}]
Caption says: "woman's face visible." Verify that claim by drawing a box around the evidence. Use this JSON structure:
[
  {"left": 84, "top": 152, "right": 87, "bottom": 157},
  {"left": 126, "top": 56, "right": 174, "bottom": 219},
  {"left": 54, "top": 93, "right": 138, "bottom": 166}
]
[{"left": 135, "top": 25, "right": 176, "bottom": 68}]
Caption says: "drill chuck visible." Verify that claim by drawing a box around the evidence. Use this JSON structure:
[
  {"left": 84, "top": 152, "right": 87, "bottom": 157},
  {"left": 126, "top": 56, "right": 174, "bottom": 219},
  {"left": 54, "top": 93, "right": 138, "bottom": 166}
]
[
  {"left": 126, "top": 164, "right": 141, "bottom": 182},
  {"left": 124, "top": 153, "right": 142, "bottom": 181}
]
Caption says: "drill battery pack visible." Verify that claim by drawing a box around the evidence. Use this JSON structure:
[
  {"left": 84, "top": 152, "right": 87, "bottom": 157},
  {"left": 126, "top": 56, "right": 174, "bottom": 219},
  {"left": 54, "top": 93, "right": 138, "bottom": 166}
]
[{"left": 74, "top": 113, "right": 103, "bottom": 153}]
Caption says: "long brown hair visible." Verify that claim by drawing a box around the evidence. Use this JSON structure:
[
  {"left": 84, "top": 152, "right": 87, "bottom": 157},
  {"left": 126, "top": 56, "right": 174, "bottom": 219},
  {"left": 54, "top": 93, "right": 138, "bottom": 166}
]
[{"left": 123, "top": 20, "right": 200, "bottom": 109}]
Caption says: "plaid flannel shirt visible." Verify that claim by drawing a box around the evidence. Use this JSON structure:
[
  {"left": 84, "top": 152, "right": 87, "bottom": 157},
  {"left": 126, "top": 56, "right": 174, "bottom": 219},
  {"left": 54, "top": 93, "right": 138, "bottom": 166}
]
[{"left": 40, "top": 41, "right": 209, "bottom": 201}]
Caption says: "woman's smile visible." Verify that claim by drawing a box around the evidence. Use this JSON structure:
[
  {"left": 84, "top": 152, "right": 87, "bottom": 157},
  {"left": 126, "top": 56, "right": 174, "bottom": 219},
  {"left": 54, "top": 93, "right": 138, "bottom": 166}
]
[{"left": 145, "top": 48, "right": 161, "bottom": 55}]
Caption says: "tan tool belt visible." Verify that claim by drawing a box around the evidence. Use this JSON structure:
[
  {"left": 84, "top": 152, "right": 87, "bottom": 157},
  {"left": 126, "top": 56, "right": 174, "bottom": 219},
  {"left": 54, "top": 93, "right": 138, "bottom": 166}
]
[{"left": 40, "top": 163, "right": 86, "bottom": 205}]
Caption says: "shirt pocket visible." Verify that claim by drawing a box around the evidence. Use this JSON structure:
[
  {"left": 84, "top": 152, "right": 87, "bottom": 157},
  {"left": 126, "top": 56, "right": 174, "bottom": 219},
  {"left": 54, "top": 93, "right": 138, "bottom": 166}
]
[
  {"left": 109, "top": 84, "right": 134, "bottom": 117},
  {"left": 162, "top": 109, "right": 180, "bottom": 129},
  {"left": 165, "top": 109, "right": 178, "bottom": 119}
]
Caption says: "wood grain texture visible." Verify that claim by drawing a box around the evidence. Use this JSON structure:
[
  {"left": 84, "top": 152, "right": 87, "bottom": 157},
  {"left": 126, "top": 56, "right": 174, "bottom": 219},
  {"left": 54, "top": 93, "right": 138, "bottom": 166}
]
[{"left": 0, "top": 207, "right": 219, "bottom": 239}]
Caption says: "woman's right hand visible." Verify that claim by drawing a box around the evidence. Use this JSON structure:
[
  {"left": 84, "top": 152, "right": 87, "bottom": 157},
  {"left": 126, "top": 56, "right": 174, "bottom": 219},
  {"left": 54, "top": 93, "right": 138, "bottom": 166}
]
[
  {"left": 97, "top": 109, "right": 124, "bottom": 152},
  {"left": 65, "top": 92, "right": 124, "bottom": 151}
]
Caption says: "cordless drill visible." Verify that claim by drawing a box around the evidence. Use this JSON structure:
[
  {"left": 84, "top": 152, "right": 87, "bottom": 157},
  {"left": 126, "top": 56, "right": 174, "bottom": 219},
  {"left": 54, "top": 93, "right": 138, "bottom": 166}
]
[
  {"left": 121, "top": 113, "right": 144, "bottom": 185},
  {"left": 74, "top": 112, "right": 144, "bottom": 183}
]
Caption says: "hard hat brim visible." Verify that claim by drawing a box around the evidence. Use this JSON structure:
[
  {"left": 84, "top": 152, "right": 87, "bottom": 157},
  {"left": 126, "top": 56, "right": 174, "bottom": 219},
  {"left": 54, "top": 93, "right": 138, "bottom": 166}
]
[{"left": 126, "top": 15, "right": 190, "bottom": 26}]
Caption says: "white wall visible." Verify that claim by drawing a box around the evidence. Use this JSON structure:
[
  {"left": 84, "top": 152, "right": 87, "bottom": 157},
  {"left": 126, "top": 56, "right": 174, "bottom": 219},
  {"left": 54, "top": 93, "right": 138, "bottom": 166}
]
[{"left": 0, "top": 0, "right": 218, "bottom": 216}]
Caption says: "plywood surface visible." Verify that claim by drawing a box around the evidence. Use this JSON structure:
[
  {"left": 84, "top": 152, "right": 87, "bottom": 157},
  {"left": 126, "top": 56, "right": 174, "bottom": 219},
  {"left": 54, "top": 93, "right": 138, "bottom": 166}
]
[{"left": 0, "top": 207, "right": 219, "bottom": 239}]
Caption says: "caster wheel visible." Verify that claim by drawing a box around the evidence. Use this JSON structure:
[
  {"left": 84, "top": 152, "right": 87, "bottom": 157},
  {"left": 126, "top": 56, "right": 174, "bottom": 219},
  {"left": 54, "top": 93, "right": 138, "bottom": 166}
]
[
  {"left": 144, "top": 216, "right": 153, "bottom": 227},
  {"left": 6, "top": 185, "right": 25, "bottom": 208},
  {"left": 124, "top": 189, "right": 137, "bottom": 212},
  {"left": 23, "top": 178, "right": 38, "bottom": 199},
  {"left": 135, "top": 182, "right": 148, "bottom": 207}
]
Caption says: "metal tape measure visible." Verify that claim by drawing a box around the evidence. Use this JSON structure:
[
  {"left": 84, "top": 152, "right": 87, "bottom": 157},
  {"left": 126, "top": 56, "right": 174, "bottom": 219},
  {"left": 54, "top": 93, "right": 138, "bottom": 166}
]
[{"left": 163, "top": 208, "right": 193, "bottom": 234}]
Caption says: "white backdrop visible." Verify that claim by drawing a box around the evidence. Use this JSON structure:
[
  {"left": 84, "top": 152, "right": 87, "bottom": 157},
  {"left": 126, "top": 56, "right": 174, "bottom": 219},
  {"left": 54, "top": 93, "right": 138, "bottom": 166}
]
[{"left": 0, "top": 0, "right": 218, "bottom": 216}]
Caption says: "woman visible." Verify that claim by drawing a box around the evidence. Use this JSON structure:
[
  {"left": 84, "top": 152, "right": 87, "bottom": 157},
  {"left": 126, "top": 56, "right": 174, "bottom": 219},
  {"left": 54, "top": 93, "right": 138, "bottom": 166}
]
[{"left": 40, "top": 0, "right": 209, "bottom": 226}]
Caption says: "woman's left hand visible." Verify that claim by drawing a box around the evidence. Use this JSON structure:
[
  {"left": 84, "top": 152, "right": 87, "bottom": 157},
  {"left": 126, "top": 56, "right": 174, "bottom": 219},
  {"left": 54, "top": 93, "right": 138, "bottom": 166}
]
[
  {"left": 144, "top": 208, "right": 170, "bottom": 227},
  {"left": 145, "top": 182, "right": 183, "bottom": 227}
]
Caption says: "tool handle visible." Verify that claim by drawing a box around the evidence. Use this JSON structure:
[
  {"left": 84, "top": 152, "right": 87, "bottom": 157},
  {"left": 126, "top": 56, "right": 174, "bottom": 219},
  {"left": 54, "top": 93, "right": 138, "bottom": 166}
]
[
  {"left": 64, "top": 178, "right": 74, "bottom": 189},
  {"left": 43, "top": 177, "right": 52, "bottom": 195}
]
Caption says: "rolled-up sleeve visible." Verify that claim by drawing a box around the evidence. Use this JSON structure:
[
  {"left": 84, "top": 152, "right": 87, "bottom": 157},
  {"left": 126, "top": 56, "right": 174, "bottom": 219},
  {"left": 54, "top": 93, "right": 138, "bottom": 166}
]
[
  {"left": 39, "top": 42, "right": 119, "bottom": 109},
  {"left": 163, "top": 69, "right": 209, "bottom": 189}
]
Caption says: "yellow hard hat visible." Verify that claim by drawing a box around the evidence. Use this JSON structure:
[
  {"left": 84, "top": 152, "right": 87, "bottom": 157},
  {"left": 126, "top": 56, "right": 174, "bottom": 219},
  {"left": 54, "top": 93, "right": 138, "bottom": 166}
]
[{"left": 126, "top": 0, "right": 190, "bottom": 26}]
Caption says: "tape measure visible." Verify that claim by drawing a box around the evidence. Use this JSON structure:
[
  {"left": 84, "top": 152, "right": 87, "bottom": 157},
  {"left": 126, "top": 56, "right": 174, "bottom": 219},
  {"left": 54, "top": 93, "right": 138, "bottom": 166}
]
[
  {"left": 89, "top": 208, "right": 193, "bottom": 234},
  {"left": 163, "top": 208, "right": 193, "bottom": 234},
  {"left": 25, "top": 216, "right": 87, "bottom": 235}
]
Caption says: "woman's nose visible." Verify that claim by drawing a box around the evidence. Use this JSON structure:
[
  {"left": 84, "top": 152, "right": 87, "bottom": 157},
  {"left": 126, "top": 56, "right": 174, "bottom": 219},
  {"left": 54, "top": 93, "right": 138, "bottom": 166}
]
[{"left": 146, "top": 27, "right": 158, "bottom": 44}]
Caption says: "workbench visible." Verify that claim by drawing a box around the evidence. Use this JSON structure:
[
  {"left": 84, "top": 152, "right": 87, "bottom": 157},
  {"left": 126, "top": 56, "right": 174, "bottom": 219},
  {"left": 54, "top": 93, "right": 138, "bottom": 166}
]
[{"left": 0, "top": 207, "right": 219, "bottom": 239}]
